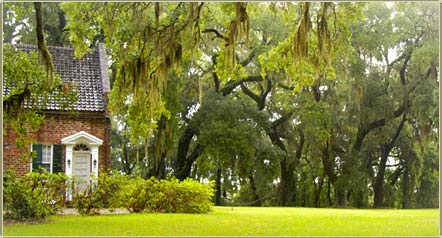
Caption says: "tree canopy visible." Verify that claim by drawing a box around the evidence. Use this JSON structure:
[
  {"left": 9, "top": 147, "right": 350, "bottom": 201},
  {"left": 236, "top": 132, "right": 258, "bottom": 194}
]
[{"left": 4, "top": 2, "right": 439, "bottom": 208}]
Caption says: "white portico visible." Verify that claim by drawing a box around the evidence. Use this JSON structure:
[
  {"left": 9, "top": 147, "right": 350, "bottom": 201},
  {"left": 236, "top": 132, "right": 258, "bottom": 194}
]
[{"left": 61, "top": 131, "right": 103, "bottom": 199}]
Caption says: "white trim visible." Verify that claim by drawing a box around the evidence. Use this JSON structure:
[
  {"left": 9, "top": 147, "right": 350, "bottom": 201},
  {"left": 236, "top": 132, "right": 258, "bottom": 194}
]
[
  {"left": 50, "top": 144, "right": 53, "bottom": 173},
  {"left": 30, "top": 144, "right": 33, "bottom": 173},
  {"left": 61, "top": 131, "right": 103, "bottom": 145},
  {"left": 63, "top": 131, "right": 102, "bottom": 201},
  {"left": 41, "top": 144, "right": 53, "bottom": 173},
  {"left": 65, "top": 144, "right": 73, "bottom": 200},
  {"left": 90, "top": 146, "right": 99, "bottom": 178}
]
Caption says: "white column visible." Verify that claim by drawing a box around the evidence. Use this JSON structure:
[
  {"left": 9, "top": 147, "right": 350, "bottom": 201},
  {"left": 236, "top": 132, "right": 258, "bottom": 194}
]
[
  {"left": 65, "top": 145, "right": 73, "bottom": 201},
  {"left": 65, "top": 145, "right": 73, "bottom": 177},
  {"left": 91, "top": 146, "right": 99, "bottom": 178}
]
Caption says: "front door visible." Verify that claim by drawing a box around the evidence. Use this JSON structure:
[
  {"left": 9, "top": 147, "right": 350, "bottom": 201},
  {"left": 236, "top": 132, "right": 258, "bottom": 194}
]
[{"left": 73, "top": 152, "right": 91, "bottom": 193}]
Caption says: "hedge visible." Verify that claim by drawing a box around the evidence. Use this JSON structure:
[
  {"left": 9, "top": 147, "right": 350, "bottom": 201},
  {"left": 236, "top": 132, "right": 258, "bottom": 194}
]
[{"left": 73, "top": 173, "right": 214, "bottom": 215}]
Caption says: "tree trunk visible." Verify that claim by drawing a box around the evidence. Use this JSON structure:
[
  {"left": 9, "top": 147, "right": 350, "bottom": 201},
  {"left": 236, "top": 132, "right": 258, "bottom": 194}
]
[
  {"left": 402, "top": 168, "right": 411, "bottom": 209},
  {"left": 175, "top": 126, "right": 198, "bottom": 180},
  {"left": 373, "top": 147, "right": 388, "bottom": 208},
  {"left": 354, "top": 189, "right": 364, "bottom": 208},
  {"left": 277, "top": 128, "right": 304, "bottom": 206},
  {"left": 327, "top": 178, "right": 332, "bottom": 206},
  {"left": 34, "top": 2, "right": 54, "bottom": 73},
  {"left": 278, "top": 158, "right": 289, "bottom": 206},
  {"left": 314, "top": 176, "right": 324, "bottom": 207},
  {"left": 373, "top": 114, "right": 407, "bottom": 208},
  {"left": 321, "top": 141, "right": 341, "bottom": 206},
  {"left": 249, "top": 170, "right": 261, "bottom": 206},
  {"left": 334, "top": 185, "right": 347, "bottom": 207},
  {"left": 150, "top": 152, "right": 166, "bottom": 179},
  {"left": 215, "top": 167, "right": 222, "bottom": 206},
  {"left": 122, "top": 139, "right": 132, "bottom": 175},
  {"left": 151, "top": 116, "right": 169, "bottom": 179}
]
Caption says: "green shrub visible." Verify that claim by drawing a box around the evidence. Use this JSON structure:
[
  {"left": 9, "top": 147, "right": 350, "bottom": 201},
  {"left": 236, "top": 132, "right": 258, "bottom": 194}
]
[
  {"left": 144, "top": 178, "right": 166, "bottom": 212},
  {"left": 120, "top": 176, "right": 151, "bottom": 212},
  {"left": 72, "top": 174, "right": 214, "bottom": 215},
  {"left": 155, "top": 178, "right": 214, "bottom": 213},
  {"left": 72, "top": 192, "right": 100, "bottom": 215},
  {"left": 73, "top": 172, "right": 127, "bottom": 215},
  {"left": 3, "top": 170, "right": 68, "bottom": 221},
  {"left": 25, "top": 171, "right": 69, "bottom": 212},
  {"left": 120, "top": 177, "right": 214, "bottom": 214}
]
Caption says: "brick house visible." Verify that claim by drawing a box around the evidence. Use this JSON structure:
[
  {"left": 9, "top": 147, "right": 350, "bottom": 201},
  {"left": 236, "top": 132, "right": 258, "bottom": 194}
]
[{"left": 3, "top": 44, "right": 112, "bottom": 196}]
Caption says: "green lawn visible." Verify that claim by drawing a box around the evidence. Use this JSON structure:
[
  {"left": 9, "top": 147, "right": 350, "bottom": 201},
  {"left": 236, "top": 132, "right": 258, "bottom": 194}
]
[{"left": 3, "top": 207, "right": 439, "bottom": 236}]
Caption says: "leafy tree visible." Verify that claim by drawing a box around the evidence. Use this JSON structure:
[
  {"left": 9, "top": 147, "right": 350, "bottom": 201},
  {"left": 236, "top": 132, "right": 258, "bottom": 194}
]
[
  {"left": 348, "top": 2, "right": 438, "bottom": 207},
  {"left": 42, "top": 2, "right": 440, "bottom": 209},
  {"left": 4, "top": 2, "right": 68, "bottom": 46}
]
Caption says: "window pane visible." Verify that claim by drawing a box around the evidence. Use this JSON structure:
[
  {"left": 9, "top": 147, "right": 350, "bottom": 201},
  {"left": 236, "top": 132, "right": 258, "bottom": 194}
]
[{"left": 42, "top": 145, "right": 51, "bottom": 163}]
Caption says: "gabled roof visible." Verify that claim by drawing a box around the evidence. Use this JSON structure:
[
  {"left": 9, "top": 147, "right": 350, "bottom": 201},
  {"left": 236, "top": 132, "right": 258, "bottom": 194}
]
[
  {"left": 4, "top": 44, "right": 110, "bottom": 112},
  {"left": 61, "top": 131, "right": 103, "bottom": 145}
]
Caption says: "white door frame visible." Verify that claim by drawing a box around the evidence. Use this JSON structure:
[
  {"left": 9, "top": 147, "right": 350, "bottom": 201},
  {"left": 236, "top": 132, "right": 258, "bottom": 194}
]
[{"left": 61, "top": 131, "right": 103, "bottom": 200}]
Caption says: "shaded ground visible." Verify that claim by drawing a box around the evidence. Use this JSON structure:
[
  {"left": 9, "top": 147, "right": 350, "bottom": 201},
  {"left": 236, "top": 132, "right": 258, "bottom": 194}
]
[{"left": 57, "top": 208, "right": 130, "bottom": 215}]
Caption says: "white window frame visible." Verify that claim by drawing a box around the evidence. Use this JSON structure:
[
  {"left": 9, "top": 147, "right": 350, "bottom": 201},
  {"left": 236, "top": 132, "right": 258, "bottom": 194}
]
[
  {"left": 42, "top": 144, "right": 53, "bottom": 173},
  {"left": 30, "top": 144, "right": 33, "bottom": 173}
]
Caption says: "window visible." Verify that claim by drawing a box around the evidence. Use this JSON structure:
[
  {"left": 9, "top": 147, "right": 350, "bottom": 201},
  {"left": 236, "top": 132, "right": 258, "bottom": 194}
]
[
  {"left": 32, "top": 144, "right": 63, "bottom": 173},
  {"left": 74, "top": 143, "right": 89, "bottom": 151},
  {"left": 41, "top": 145, "right": 52, "bottom": 172}
]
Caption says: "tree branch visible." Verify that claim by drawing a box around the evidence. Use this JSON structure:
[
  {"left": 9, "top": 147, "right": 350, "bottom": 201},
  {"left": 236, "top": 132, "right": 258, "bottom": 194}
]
[
  {"left": 202, "top": 28, "right": 229, "bottom": 41},
  {"left": 241, "top": 84, "right": 262, "bottom": 105},
  {"left": 241, "top": 77, "right": 272, "bottom": 111},
  {"left": 239, "top": 48, "right": 257, "bottom": 67},
  {"left": 272, "top": 112, "right": 294, "bottom": 129},
  {"left": 385, "top": 113, "right": 407, "bottom": 153},
  {"left": 220, "top": 75, "right": 262, "bottom": 96},
  {"left": 34, "top": 2, "right": 55, "bottom": 74},
  {"left": 354, "top": 46, "right": 413, "bottom": 151},
  {"left": 295, "top": 128, "right": 305, "bottom": 159},
  {"left": 212, "top": 54, "right": 220, "bottom": 91},
  {"left": 389, "top": 166, "right": 404, "bottom": 187},
  {"left": 399, "top": 49, "right": 412, "bottom": 86}
]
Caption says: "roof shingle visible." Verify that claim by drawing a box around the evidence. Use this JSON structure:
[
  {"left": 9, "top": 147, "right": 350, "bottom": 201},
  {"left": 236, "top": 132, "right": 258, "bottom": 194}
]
[{"left": 4, "top": 44, "right": 109, "bottom": 112}]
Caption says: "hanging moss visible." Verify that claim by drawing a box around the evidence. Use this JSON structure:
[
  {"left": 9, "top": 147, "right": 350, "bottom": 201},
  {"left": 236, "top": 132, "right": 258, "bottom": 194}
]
[
  {"left": 224, "top": 3, "right": 249, "bottom": 68},
  {"left": 293, "top": 2, "right": 311, "bottom": 62}
]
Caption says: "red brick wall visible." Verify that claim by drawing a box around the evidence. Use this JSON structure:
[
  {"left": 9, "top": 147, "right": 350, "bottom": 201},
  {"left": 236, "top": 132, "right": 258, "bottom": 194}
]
[{"left": 3, "top": 111, "right": 111, "bottom": 176}]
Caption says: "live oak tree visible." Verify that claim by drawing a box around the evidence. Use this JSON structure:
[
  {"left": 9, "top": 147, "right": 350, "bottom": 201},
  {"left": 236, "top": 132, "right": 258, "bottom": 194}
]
[
  {"left": 349, "top": 2, "right": 438, "bottom": 208},
  {"left": 40, "top": 2, "right": 440, "bottom": 208}
]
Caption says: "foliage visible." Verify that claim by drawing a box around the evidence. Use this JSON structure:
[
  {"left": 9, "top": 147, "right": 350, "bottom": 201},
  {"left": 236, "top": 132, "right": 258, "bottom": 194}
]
[
  {"left": 120, "top": 177, "right": 214, "bottom": 213},
  {"left": 3, "top": 2, "right": 69, "bottom": 46},
  {"left": 162, "top": 178, "right": 214, "bottom": 213},
  {"left": 62, "top": 2, "right": 202, "bottom": 132},
  {"left": 3, "top": 170, "right": 68, "bottom": 222},
  {"left": 119, "top": 176, "right": 152, "bottom": 212},
  {"left": 72, "top": 172, "right": 128, "bottom": 215},
  {"left": 7, "top": 2, "right": 438, "bottom": 210},
  {"left": 73, "top": 173, "right": 214, "bottom": 215}
]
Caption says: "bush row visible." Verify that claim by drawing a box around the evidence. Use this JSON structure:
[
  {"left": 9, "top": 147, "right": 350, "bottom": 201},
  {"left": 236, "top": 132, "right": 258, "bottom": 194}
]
[
  {"left": 3, "top": 170, "right": 68, "bottom": 221},
  {"left": 4, "top": 170, "right": 214, "bottom": 220},
  {"left": 74, "top": 173, "right": 214, "bottom": 215}
]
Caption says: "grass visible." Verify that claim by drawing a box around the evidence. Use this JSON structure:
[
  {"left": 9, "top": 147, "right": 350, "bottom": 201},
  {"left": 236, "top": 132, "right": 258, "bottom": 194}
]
[{"left": 3, "top": 207, "right": 438, "bottom": 236}]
